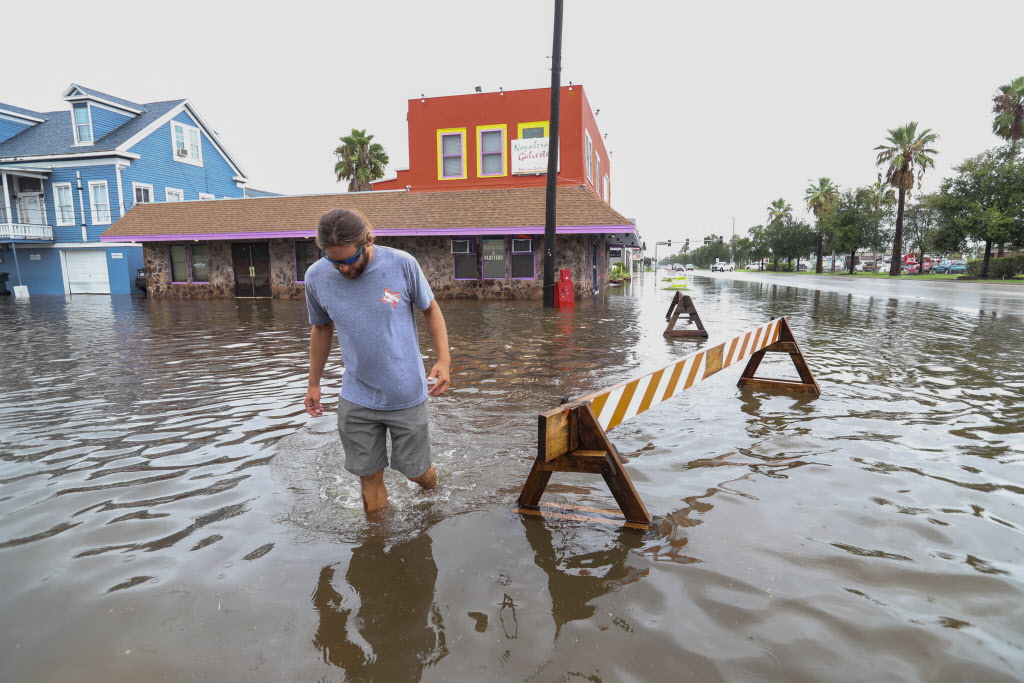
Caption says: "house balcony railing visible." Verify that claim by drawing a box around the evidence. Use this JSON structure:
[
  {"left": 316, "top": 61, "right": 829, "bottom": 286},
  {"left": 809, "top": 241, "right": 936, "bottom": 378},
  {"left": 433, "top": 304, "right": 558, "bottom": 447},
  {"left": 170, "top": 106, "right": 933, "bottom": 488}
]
[{"left": 0, "top": 222, "right": 54, "bottom": 241}]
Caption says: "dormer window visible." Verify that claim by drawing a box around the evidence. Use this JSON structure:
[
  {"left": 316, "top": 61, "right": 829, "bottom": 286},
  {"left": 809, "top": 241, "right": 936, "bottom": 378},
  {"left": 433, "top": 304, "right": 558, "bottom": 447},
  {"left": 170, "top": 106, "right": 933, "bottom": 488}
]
[
  {"left": 171, "top": 121, "right": 203, "bottom": 166},
  {"left": 73, "top": 103, "right": 93, "bottom": 144}
]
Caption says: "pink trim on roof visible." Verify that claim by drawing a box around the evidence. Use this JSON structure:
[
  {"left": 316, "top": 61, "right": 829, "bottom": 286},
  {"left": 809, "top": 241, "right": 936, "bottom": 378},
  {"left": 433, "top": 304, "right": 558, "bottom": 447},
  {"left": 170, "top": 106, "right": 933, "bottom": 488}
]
[{"left": 100, "top": 224, "right": 636, "bottom": 242}]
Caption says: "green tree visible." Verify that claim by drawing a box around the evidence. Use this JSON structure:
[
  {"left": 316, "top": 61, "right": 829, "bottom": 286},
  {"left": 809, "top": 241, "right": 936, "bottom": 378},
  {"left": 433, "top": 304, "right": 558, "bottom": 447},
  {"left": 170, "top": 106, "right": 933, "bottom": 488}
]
[
  {"left": 824, "top": 188, "right": 887, "bottom": 274},
  {"left": 731, "top": 236, "right": 754, "bottom": 266},
  {"left": 992, "top": 76, "right": 1024, "bottom": 154},
  {"left": 747, "top": 225, "right": 770, "bottom": 268},
  {"left": 902, "top": 197, "right": 941, "bottom": 274},
  {"left": 804, "top": 177, "right": 840, "bottom": 273},
  {"left": 931, "top": 146, "right": 1024, "bottom": 277},
  {"left": 333, "top": 129, "right": 389, "bottom": 191},
  {"left": 875, "top": 122, "right": 940, "bottom": 276}
]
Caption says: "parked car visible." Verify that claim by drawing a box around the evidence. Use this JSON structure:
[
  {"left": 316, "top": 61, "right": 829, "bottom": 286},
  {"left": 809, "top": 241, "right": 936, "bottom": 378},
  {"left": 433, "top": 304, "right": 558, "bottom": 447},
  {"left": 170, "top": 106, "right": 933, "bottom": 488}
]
[
  {"left": 745, "top": 261, "right": 763, "bottom": 271},
  {"left": 685, "top": 263, "right": 695, "bottom": 271},
  {"left": 856, "top": 260, "right": 874, "bottom": 272},
  {"left": 933, "top": 259, "right": 967, "bottom": 274},
  {"left": 711, "top": 261, "right": 735, "bottom": 272}
]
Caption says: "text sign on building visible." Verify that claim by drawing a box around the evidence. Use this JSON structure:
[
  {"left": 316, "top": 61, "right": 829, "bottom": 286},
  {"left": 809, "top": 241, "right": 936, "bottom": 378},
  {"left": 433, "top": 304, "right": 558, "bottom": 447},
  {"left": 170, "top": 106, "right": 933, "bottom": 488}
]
[{"left": 512, "top": 138, "right": 560, "bottom": 175}]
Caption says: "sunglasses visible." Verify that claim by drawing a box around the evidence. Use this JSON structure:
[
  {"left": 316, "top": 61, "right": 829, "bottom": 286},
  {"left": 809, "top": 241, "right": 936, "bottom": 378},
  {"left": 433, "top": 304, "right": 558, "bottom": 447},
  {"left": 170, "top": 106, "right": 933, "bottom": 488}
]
[{"left": 322, "top": 244, "right": 365, "bottom": 266}]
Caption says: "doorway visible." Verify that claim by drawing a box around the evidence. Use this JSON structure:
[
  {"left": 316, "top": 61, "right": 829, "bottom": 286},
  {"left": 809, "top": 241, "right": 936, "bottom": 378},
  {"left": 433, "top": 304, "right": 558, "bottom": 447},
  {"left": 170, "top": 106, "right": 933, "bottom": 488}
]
[{"left": 231, "top": 243, "right": 271, "bottom": 297}]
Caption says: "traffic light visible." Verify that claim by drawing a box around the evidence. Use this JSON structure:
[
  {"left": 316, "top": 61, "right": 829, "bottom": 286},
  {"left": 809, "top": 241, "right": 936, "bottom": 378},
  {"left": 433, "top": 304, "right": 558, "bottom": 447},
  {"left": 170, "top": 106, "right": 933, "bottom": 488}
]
[
  {"left": 685, "top": 239, "right": 690, "bottom": 250},
  {"left": 667, "top": 240, "right": 672, "bottom": 247},
  {"left": 718, "top": 236, "right": 724, "bottom": 243}
]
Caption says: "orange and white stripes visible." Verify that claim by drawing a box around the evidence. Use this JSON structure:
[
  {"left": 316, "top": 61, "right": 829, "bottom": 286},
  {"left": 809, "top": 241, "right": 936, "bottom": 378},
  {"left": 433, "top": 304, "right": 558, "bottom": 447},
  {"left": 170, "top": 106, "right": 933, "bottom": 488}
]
[{"left": 581, "top": 319, "right": 783, "bottom": 431}]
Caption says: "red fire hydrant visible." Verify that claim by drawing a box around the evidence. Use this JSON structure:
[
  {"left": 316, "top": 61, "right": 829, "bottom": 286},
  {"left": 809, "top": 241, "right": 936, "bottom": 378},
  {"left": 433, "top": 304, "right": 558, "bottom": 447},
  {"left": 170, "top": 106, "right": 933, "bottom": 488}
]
[{"left": 554, "top": 268, "right": 575, "bottom": 308}]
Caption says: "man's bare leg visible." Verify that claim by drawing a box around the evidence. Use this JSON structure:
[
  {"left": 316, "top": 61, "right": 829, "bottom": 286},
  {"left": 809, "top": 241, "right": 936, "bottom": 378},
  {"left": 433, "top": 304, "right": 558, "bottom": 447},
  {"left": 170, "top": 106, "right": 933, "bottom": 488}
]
[
  {"left": 409, "top": 466, "right": 437, "bottom": 491},
  {"left": 360, "top": 470, "right": 388, "bottom": 511}
]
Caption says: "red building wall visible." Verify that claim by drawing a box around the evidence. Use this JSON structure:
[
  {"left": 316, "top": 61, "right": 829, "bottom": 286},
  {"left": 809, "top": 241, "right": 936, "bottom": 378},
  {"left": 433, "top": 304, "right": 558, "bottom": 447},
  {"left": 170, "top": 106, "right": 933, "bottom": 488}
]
[{"left": 374, "top": 85, "right": 611, "bottom": 202}]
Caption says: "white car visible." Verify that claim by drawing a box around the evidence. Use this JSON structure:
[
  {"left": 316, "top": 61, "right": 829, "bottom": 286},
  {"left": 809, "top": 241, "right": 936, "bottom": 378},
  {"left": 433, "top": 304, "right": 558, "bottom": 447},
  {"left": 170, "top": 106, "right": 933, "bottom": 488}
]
[{"left": 711, "top": 262, "right": 735, "bottom": 272}]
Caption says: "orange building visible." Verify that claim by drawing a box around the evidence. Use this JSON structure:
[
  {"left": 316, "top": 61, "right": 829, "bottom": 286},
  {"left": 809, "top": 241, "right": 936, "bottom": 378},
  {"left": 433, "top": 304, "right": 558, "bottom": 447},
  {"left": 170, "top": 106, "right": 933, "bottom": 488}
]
[{"left": 373, "top": 85, "right": 611, "bottom": 202}]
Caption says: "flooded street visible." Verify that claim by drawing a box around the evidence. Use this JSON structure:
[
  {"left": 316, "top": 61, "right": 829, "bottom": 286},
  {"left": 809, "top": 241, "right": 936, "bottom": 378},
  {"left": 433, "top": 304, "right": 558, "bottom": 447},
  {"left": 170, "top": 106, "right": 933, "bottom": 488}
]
[{"left": 2, "top": 275, "right": 1022, "bottom": 681}]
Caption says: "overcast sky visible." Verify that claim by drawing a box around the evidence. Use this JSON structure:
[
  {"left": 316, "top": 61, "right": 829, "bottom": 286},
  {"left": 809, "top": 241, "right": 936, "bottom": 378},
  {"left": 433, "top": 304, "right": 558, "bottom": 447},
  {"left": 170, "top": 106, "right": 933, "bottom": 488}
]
[{"left": 6, "top": 0, "right": 1022, "bottom": 249}]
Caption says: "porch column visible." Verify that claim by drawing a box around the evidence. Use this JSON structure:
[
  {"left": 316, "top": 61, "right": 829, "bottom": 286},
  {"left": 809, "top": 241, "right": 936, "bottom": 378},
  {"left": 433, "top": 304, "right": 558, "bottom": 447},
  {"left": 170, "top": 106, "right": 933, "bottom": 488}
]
[
  {"left": 11, "top": 241, "right": 23, "bottom": 287},
  {"left": 1, "top": 172, "right": 9, "bottom": 223}
]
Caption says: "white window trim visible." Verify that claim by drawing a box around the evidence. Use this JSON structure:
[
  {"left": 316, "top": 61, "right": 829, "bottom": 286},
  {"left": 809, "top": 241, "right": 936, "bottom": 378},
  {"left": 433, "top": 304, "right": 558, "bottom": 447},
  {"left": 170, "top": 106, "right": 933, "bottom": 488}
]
[
  {"left": 72, "top": 103, "right": 94, "bottom": 146},
  {"left": 198, "top": 192, "right": 215, "bottom": 200},
  {"left": 171, "top": 121, "right": 204, "bottom": 167},
  {"left": 87, "top": 180, "right": 111, "bottom": 225},
  {"left": 53, "top": 182, "right": 76, "bottom": 226},
  {"left": 584, "top": 131, "right": 593, "bottom": 181},
  {"left": 165, "top": 187, "right": 185, "bottom": 202},
  {"left": 132, "top": 182, "right": 154, "bottom": 205},
  {"left": 604, "top": 175, "right": 610, "bottom": 202}
]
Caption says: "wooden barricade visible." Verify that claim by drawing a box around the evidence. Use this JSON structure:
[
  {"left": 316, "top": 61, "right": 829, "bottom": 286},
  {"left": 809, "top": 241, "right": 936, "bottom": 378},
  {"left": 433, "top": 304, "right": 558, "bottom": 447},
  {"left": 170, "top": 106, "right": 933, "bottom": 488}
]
[
  {"left": 516, "top": 316, "right": 820, "bottom": 528},
  {"left": 663, "top": 292, "right": 708, "bottom": 339}
]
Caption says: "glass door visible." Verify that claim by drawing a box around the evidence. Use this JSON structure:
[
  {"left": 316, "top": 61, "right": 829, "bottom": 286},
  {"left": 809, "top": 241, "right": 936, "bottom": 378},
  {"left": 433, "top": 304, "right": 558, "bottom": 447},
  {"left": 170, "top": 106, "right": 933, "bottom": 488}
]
[{"left": 232, "top": 243, "right": 272, "bottom": 298}]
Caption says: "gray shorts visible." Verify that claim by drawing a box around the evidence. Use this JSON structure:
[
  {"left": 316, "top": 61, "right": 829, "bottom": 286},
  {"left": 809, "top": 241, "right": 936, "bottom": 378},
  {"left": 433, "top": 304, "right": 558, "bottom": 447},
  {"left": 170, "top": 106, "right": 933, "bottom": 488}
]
[{"left": 337, "top": 398, "right": 431, "bottom": 478}]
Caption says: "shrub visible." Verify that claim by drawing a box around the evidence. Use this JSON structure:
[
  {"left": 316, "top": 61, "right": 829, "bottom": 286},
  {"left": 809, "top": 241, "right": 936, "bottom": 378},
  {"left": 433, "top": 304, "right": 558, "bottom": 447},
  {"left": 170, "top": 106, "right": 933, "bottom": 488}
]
[{"left": 966, "top": 254, "right": 1024, "bottom": 279}]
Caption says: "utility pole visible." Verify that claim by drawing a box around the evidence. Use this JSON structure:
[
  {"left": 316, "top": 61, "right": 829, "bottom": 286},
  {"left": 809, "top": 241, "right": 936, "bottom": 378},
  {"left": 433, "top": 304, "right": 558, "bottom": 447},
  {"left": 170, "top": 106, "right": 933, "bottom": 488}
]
[
  {"left": 731, "top": 217, "right": 735, "bottom": 263},
  {"left": 542, "top": 0, "right": 563, "bottom": 308}
]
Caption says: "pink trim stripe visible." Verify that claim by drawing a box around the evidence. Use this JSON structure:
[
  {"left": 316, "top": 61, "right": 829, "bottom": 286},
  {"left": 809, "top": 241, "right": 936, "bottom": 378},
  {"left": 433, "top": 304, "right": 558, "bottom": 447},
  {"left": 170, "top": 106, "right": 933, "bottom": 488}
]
[{"left": 99, "top": 224, "right": 637, "bottom": 242}]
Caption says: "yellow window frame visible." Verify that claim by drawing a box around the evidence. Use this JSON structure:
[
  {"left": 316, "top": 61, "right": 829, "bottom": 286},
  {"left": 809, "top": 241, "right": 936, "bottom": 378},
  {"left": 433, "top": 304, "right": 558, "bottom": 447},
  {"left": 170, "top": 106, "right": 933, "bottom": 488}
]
[
  {"left": 517, "top": 121, "right": 549, "bottom": 139},
  {"left": 437, "top": 127, "right": 467, "bottom": 180},
  {"left": 476, "top": 124, "right": 507, "bottom": 178}
]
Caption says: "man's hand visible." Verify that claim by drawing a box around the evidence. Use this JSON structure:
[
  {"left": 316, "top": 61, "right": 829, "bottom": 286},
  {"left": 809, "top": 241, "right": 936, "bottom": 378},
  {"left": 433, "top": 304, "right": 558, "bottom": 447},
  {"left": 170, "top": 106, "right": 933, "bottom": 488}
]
[
  {"left": 305, "top": 386, "right": 324, "bottom": 417},
  {"left": 427, "top": 362, "right": 450, "bottom": 397}
]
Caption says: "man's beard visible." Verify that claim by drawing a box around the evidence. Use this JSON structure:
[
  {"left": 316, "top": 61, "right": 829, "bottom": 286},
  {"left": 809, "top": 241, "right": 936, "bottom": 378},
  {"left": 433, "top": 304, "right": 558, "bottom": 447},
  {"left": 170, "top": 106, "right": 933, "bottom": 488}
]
[{"left": 338, "top": 253, "right": 368, "bottom": 279}]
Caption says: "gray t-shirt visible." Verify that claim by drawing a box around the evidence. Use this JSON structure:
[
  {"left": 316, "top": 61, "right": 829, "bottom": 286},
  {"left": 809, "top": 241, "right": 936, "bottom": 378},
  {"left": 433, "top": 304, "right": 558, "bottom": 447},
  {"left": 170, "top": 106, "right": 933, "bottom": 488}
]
[{"left": 305, "top": 245, "right": 435, "bottom": 410}]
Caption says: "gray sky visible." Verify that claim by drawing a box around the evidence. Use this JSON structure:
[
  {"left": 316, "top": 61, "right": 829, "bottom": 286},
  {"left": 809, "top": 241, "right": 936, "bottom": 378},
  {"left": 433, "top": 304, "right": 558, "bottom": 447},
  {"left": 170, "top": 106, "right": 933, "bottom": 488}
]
[{"left": 6, "top": 0, "right": 1022, "bottom": 249}]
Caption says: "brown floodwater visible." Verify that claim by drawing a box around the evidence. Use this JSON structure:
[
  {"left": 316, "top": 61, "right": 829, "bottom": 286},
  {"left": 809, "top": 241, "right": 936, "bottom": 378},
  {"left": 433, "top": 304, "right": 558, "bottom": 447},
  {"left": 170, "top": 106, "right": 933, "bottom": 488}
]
[{"left": 1, "top": 274, "right": 1022, "bottom": 681}]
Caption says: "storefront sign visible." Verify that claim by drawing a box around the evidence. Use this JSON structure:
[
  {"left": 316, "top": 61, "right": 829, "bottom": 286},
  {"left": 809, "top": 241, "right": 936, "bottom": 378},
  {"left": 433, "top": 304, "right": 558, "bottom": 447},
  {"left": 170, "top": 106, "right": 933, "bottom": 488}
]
[{"left": 512, "top": 137, "right": 559, "bottom": 175}]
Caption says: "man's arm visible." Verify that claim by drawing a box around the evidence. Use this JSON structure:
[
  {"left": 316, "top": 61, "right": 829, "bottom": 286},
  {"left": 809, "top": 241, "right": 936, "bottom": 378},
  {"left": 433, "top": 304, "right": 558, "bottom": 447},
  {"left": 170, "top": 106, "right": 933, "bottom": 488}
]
[
  {"left": 305, "top": 321, "right": 335, "bottom": 416},
  {"left": 421, "top": 300, "right": 450, "bottom": 396}
]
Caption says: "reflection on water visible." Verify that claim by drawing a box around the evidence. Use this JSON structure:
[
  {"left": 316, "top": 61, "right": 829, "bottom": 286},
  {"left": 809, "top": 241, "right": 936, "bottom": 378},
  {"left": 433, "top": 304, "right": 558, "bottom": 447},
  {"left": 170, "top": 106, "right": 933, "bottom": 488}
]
[
  {"left": 1, "top": 276, "right": 1023, "bottom": 681},
  {"left": 313, "top": 533, "right": 445, "bottom": 680}
]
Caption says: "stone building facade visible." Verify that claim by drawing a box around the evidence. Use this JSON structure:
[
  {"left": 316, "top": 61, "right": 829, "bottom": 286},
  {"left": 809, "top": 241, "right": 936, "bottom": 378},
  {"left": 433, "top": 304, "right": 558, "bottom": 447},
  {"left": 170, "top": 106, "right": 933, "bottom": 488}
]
[{"left": 142, "top": 234, "right": 607, "bottom": 300}]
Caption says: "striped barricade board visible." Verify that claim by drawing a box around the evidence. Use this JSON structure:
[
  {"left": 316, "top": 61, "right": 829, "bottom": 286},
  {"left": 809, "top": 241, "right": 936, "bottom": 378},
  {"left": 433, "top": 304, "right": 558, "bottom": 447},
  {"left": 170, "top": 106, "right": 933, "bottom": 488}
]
[{"left": 517, "top": 316, "right": 820, "bottom": 528}]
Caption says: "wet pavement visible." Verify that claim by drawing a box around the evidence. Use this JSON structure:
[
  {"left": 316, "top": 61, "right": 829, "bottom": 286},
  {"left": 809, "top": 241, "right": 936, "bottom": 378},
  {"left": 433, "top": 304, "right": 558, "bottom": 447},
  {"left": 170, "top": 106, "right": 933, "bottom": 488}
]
[{"left": 1, "top": 274, "right": 1022, "bottom": 681}]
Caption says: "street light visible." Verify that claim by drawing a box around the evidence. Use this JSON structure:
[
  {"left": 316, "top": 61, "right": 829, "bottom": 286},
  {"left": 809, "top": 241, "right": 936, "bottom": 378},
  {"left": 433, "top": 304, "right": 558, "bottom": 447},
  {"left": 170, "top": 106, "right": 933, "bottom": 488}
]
[{"left": 653, "top": 239, "right": 676, "bottom": 271}]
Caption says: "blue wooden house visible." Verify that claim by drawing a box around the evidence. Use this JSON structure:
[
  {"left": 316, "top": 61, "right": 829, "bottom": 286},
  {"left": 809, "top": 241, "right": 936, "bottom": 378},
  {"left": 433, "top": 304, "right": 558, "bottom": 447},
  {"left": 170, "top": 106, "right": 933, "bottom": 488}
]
[{"left": 0, "top": 84, "right": 264, "bottom": 295}]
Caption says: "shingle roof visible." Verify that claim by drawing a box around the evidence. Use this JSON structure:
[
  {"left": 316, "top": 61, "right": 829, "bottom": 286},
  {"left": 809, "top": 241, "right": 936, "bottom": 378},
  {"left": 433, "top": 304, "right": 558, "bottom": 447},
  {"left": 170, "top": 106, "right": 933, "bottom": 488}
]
[
  {"left": 65, "top": 84, "right": 144, "bottom": 112},
  {"left": 0, "top": 99, "right": 183, "bottom": 158},
  {"left": 0, "top": 102, "right": 46, "bottom": 121},
  {"left": 101, "top": 186, "right": 635, "bottom": 239}
]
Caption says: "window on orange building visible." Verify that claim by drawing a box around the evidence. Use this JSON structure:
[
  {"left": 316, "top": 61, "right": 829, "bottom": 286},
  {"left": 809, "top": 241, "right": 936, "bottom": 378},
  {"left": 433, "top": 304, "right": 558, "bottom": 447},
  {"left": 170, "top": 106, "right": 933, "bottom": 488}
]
[
  {"left": 439, "top": 130, "right": 465, "bottom": 179},
  {"left": 585, "top": 132, "right": 593, "bottom": 181},
  {"left": 596, "top": 158, "right": 602, "bottom": 196},
  {"left": 519, "top": 122, "right": 548, "bottom": 139},
  {"left": 479, "top": 127, "right": 505, "bottom": 176}
]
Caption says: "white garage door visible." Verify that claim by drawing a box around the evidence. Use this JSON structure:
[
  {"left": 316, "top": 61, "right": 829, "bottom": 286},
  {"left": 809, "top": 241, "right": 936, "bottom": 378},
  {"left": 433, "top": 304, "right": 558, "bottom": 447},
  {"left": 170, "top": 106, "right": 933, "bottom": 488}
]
[{"left": 65, "top": 250, "right": 110, "bottom": 294}]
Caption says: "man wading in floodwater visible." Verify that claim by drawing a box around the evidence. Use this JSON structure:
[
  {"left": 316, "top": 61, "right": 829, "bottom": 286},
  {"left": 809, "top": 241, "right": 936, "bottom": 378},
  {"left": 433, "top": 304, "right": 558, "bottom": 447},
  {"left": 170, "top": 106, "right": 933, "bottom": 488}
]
[{"left": 303, "top": 208, "right": 451, "bottom": 511}]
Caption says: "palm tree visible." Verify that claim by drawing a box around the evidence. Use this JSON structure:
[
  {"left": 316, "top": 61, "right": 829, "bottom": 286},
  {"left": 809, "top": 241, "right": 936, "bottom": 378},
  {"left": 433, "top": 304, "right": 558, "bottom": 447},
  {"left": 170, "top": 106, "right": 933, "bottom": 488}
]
[
  {"left": 764, "top": 199, "right": 792, "bottom": 270},
  {"left": 766, "top": 198, "right": 793, "bottom": 225},
  {"left": 333, "top": 129, "right": 389, "bottom": 191},
  {"left": 804, "top": 177, "right": 839, "bottom": 273},
  {"left": 991, "top": 76, "right": 1024, "bottom": 257},
  {"left": 992, "top": 76, "right": 1024, "bottom": 154},
  {"left": 874, "top": 122, "right": 939, "bottom": 276}
]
